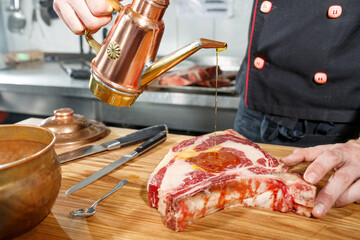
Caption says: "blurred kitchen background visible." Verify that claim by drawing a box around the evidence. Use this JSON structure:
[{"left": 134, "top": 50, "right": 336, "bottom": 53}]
[{"left": 0, "top": 0, "right": 252, "bottom": 135}]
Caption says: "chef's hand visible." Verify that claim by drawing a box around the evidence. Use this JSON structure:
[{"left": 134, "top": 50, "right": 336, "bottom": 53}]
[
  {"left": 53, "top": 0, "right": 113, "bottom": 34},
  {"left": 281, "top": 139, "right": 360, "bottom": 218}
]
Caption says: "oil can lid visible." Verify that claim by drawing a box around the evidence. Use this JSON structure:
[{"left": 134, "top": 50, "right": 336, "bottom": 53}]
[{"left": 40, "top": 108, "right": 109, "bottom": 148}]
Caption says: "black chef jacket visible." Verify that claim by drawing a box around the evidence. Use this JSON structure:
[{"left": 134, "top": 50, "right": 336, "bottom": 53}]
[{"left": 236, "top": 0, "right": 360, "bottom": 123}]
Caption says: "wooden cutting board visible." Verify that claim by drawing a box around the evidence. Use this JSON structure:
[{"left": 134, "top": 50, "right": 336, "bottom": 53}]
[{"left": 15, "top": 119, "right": 360, "bottom": 240}]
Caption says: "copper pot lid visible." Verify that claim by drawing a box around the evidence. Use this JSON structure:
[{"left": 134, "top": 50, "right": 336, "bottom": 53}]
[{"left": 40, "top": 108, "right": 110, "bottom": 148}]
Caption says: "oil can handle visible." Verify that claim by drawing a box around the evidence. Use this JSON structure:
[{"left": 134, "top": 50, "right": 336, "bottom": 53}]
[
  {"left": 108, "top": 0, "right": 123, "bottom": 12},
  {"left": 84, "top": 0, "right": 124, "bottom": 54}
]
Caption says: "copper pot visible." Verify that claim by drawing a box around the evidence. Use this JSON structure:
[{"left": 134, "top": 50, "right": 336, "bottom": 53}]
[{"left": 0, "top": 125, "right": 61, "bottom": 239}]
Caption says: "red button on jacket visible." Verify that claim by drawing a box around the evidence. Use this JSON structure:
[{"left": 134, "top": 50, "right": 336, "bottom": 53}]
[
  {"left": 314, "top": 72, "right": 327, "bottom": 84},
  {"left": 328, "top": 5, "right": 342, "bottom": 18},
  {"left": 254, "top": 57, "right": 265, "bottom": 69},
  {"left": 260, "top": 1, "right": 272, "bottom": 13}
]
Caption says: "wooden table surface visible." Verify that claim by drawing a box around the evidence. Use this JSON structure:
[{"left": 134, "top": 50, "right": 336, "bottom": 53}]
[{"left": 15, "top": 119, "right": 360, "bottom": 240}]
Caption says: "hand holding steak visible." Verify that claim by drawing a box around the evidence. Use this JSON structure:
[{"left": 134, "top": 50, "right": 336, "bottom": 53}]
[{"left": 282, "top": 140, "right": 360, "bottom": 218}]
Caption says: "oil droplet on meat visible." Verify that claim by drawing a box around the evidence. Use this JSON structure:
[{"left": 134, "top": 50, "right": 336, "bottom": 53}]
[{"left": 186, "top": 150, "right": 241, "bottom": 173}]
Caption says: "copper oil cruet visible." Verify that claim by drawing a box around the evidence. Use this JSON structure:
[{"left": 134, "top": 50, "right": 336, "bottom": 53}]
[{"left": 85, "top": 0, "right": 227, "bottom": 107}]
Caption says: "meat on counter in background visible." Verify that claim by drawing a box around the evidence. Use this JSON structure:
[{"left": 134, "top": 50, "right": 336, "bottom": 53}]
[{"left": 157, "top": 66, "right": 232, "bottom": 88}]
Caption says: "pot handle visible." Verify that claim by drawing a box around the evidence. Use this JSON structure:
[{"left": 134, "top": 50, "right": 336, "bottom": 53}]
[{"left": 84, "top": 0, "right": 123, "bottom": 54}]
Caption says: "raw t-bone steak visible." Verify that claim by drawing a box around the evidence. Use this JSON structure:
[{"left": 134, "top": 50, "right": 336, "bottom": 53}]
[{"left": 147, "top": 129, "right": 316, "bottom": 231}]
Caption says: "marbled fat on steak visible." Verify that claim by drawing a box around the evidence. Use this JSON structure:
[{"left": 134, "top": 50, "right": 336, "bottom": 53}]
[{"left": 147, "top": 129, "right": 316, "bottom": 231}]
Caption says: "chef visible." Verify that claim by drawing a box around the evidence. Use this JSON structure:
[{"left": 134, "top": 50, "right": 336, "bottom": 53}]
[
  {"left": 53, "top": 0, "right": 359, "bottom": 220},
  {"left": 234, "top": 0, "right": 360, "bottom": 147},
  {"left": 232, "top": 0, "right": 360, "bottom": 219}
]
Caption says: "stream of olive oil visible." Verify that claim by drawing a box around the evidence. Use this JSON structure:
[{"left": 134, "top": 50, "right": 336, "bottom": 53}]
[
  {"left": 213, "top": 50, "right": 219, "bottom": 147},
  {"left": 214, "top": 47, "right": 226, "bottom": 146},
  {"left": 213, "top": 47, "right": 226, "bottom": 147}
]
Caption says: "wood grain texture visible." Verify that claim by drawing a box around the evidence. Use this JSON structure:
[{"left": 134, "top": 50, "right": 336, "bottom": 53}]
[{"left": 15, "top": 119, "right": 360, "bottom": 240}]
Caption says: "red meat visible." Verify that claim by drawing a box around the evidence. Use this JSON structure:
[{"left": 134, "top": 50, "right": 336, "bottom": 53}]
[
  {"left": 157, "top": 66, "right": 227, "bottom": 87},
  {"left": 147, "top": 130, "right": 316, "bottom": 232}
]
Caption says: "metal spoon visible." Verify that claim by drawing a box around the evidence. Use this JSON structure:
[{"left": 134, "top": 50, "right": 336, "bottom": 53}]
[
  {"left": 69, "top": 179, "right": 128, "bottom": 217},
  {"left": 7, "top": 0, "right": 26, "bottom": 34}
]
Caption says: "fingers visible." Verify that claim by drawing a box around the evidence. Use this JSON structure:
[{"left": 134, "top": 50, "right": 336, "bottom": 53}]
[
  {"left": 67, "top": 0, "right": 113, "bottom": 33},
  {"left": 85, "top": 0, "right": 113, "bottom": 16},
  {"left": 303, "top": 144, "right": 350, "bottom": 184},
  {"left": 53, "top": 0, "right": 84, "bottom": 34},
  {"left": 281, "top": 145, "right": 330, "bottom": 167},
  {"left": 294, "top": 144, "right": 357, "bottom": 218},
  {"left": 53, "top": 0, "right": 113, "bottom": 34},
  {"left": 312, "top": 164, "right": 359, "bottom": 218},
  {"left": 334, "top": 179, "right": 360, "bottom": 207}
]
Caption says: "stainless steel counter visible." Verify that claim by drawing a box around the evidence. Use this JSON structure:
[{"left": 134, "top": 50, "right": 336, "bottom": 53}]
[{"left": 0, "top": 61, "right": 240, "bottom": 133}]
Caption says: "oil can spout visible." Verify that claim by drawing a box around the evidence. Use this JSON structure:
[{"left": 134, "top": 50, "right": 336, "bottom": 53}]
[
  {"left": 140, "top": 38, "right": 227, "bottom": 87},
  {"left": 199, "top": 38, "right": 228, "bottom": 51}
]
